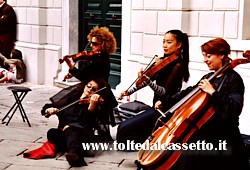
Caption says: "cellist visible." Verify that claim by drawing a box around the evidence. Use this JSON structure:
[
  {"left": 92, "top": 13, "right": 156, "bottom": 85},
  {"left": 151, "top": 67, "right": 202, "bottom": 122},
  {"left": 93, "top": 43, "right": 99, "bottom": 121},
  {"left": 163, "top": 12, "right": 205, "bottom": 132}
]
[
  {"left": 117, "top": 30, "right": 190, "bottom": 146},
  {"left": 155, "top": 38, "right": 249, "bottom": 170}
]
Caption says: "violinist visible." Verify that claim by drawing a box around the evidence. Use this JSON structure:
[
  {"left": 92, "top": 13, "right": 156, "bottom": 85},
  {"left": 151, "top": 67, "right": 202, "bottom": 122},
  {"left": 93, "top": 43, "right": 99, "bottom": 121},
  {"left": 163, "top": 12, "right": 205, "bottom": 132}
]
[
  {"left": 60, "top": 26, "right": 118, "bottom": 140},
  {"left": 156, "top": 38, "right": 249, "bottom": 170},
  {"left": 42, "top": 77, "right": 107, "bottom": 167},
  {"left": 116, "top": 30, "right": 190, "bottom": 145},
  {"left": 62, "top": 26, "right": 116, "bottom": 83}
]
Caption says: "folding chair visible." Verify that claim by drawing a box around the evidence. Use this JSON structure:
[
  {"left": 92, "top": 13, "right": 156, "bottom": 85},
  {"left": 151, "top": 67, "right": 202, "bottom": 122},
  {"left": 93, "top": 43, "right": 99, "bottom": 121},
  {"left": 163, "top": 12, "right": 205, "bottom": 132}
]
[{"left": 2, "top": 86, "right": 31, "bottom": 126}]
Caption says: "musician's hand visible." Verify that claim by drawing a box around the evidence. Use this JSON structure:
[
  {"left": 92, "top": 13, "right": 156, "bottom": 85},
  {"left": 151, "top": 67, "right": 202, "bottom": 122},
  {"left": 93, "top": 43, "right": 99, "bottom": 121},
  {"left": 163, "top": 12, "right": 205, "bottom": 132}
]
[
  {"left": 88, "top": 94, "right": 101, "bottom": 111},
  {"left": 63, "top": 56, "right": 74, "bottom": 69},
  {"left": 154, "top": 101, "right": 163, "bottom": 110},
  {"left": 62, "top": 125, "right": 70, "bottom": 131},
  {"left": 155, "top": 57, "right": 161, "bottom": 63},
  {"left": 138, "top": 68, "right": 144, "bottom": 78},
  {"left": 63, "top": 73, "right": 73, "bottom": 81},
  {"left": 198, "top": 79, "right": 215, "bottom": 95},
  {"left": 45, "top": 107, "right": 59, "bottom": 115},
  {"left": 119, "top": 90, "right": 129, "bottom": 99}
]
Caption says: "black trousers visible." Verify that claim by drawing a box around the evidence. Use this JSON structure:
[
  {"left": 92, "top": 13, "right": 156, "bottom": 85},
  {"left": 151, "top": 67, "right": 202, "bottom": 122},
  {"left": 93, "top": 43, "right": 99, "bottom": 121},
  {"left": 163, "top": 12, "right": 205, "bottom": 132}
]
[
  {"left": 47, "top": 126, "right": 94, "bottom": 156},
  {"left": 116, "top": 107, "right": 162, "bottom": 144}
]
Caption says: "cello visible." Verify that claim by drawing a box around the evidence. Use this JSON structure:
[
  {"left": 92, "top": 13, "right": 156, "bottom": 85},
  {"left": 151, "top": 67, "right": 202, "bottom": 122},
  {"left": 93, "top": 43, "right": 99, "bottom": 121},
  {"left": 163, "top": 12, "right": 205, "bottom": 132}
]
[{"left": 136, "top": 51, "right": 250, "bottom": 170}]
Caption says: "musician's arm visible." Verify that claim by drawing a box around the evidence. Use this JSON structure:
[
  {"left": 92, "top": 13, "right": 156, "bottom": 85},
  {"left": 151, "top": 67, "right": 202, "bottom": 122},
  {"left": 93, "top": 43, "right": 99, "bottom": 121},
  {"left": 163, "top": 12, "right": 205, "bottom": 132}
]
[
  {"left": 45, "top": 107, "right": 59, "bottom": 115},
  {"left": 143, "top": 76, "right": 165, "bottom": 96}
]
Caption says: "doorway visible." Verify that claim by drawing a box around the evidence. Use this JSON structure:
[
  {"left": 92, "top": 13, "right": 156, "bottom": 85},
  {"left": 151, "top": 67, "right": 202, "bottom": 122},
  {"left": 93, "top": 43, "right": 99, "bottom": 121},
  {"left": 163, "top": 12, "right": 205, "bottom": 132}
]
[{"left": 79, "top": 0, "right": 122, "bottom": 89}]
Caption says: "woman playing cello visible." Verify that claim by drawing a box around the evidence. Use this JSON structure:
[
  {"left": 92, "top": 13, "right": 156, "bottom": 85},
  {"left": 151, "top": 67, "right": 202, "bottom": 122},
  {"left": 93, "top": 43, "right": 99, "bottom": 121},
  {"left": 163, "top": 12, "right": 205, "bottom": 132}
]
[{"left": 154, "top": 38, "right": 249, "bottom": 170}]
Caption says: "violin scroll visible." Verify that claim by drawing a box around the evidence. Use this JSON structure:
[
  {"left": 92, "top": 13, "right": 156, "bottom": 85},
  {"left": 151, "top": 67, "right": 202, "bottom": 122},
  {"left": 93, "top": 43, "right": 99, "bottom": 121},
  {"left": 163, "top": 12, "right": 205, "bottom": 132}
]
[
  {"left": 243, "top": 50, "right": 250, "bottom": 59},
  {"left": 59, "top": 55, "right": 70, "bottom": 64}
]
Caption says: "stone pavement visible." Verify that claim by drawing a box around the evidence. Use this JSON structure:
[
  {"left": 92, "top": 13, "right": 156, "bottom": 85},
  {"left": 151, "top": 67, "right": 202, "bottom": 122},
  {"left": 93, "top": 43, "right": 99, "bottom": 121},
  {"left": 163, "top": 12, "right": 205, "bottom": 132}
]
[{"left": 0, "top": 83, "right": 137, "bottom": 170}]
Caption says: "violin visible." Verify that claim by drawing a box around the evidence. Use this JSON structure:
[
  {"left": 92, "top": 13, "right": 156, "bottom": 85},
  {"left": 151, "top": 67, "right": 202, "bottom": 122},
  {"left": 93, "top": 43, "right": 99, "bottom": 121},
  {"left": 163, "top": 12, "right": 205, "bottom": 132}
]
[
  {"left": 137, "top": 51, "right": 250, "bottom": 170},
  {"left": 79, "top": 95, "right": 104, "bottom": 105},
  {"left": 59, "top": 50, "right": 100, "bottom": 64},
  {"left": 43, "top": 86, "right": 107, "bottom": 118},
  {"left": 136, "top": 54, "right": 178, "bottom": 87},
  {"left": 122, "top": 53, "right": 179, "bottom": 95}
]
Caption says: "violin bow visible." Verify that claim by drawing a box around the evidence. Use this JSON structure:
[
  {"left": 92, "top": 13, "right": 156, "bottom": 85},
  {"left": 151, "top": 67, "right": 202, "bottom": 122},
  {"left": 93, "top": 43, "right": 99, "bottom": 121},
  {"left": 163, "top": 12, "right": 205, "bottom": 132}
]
[
  {"left": 44, "top": 86, "right": 107, "bottom": 118},
  {"left": 73, "top": 40, "right": 91, "bottom": 65},
  {"left": 123, "top": 55, "right": 158, "bottom": 93},
  {"left": 57, "top": 86, "right": 107, "bottom": 112}
]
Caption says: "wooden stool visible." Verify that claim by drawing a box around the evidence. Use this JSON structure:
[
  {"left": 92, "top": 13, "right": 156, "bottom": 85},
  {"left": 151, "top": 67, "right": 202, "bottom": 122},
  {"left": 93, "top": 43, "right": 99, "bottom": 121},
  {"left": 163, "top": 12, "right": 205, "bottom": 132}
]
[{"left": 2, "top": 86, "right": 32, "bottom": 126}]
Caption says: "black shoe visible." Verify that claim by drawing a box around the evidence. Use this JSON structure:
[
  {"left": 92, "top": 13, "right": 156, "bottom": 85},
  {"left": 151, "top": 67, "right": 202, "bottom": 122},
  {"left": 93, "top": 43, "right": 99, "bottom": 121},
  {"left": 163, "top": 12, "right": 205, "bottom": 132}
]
[{"left": 65, "top": 153, "right": 87, "bottom": 167}]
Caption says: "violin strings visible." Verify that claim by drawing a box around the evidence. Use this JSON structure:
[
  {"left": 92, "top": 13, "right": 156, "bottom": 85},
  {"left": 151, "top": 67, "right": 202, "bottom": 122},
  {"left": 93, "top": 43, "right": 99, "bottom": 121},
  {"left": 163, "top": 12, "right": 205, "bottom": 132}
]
[
  {"left": 58, "top": 86, "right": 107, "bottom": 112},
  {"left": 124, "top": 55, "right": 157, "bottom": 92}
]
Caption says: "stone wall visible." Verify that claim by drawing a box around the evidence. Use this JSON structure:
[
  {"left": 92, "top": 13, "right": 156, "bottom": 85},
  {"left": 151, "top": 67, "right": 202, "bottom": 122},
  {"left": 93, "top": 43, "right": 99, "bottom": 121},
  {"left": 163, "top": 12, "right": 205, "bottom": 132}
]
[
  {"left": 118, "top": 0, "right": 250, "bottom": 135},
  {"left": 8, "top": 0, "right": 62, "bottom": 85},
  {"left": 7, "top": 0, "right": 250, "bottom": 135}
]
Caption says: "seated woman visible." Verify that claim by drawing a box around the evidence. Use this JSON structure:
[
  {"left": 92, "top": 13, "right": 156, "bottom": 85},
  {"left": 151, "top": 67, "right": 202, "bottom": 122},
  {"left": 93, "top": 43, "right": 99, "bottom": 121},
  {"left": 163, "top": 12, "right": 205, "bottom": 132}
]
[
  {"left": 151, "top": 38, "right": 249, "bottom": 170},
  {"left": 116, "top": 30, "right": 190, "bottom": 145},
  {"left": 0, "top": 49, "right": 26, "bottom": 83},
  {"left": 42, "top": 76, "right": 108, "bottom": 167}
]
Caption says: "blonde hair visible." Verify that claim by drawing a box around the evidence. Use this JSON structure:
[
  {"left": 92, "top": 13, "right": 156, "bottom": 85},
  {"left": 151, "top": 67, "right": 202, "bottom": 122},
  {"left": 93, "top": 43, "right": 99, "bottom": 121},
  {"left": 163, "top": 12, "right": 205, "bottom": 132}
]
[{"left": 87, "top": 26, "right": 117, "bottom": 54}]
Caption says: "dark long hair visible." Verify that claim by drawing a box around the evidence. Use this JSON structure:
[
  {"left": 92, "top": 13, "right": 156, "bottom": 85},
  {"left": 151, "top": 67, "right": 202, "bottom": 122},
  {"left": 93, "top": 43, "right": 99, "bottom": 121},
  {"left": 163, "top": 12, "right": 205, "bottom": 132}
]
[
  {"left": 83, "top": 76, "right": 107, "bottom": 91},
  {"left": 166, "top": 30, "right": 190, "bottom": 82}
]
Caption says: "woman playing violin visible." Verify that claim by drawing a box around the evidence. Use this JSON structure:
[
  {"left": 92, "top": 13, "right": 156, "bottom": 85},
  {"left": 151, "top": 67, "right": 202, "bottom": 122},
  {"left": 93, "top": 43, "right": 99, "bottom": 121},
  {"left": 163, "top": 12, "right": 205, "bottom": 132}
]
[
  {"left": 116, "top": 30, "right": 190, "bottom": 145},
  {"left": 42, "top": 76, "right": 107, "bottom": 167},
  {"left": 156, "top": 38, "right": 249, "bottom": 170},
  {"left": 63, "top": 26, "right": 116, "bottom": 82},
  {"left": 60, "top": 26, "right": 118, "bottom": 141}
]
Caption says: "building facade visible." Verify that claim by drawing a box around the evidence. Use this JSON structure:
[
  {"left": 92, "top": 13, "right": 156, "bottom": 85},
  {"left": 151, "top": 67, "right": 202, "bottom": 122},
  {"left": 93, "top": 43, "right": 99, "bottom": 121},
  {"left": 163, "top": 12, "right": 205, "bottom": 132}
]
[{"left": 9, "top": 0, "right": 250, "bottom": 134}]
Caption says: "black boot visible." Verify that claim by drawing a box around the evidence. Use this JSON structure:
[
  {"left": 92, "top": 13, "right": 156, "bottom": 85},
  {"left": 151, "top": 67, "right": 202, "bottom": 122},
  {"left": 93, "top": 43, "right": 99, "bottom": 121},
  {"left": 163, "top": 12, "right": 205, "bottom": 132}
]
[{"left": 65, "top": 152, "right": 87, "bottom": 167}]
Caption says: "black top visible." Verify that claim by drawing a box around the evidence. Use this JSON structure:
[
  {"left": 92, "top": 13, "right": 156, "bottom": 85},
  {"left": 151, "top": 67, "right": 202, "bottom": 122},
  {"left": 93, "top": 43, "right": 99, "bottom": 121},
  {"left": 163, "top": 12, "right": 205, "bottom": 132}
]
[
  {"left": 152, "top": 56, "right": 185, "bottom": 105},
  {"left": 56, "top": 101, "right": 98, "bottom": 130},
  {"left": 41, "top": 83, "right": 99, "bottom": 129},
  {"left": 69, "top": 51, "right": 110, "bottom": 82}
]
